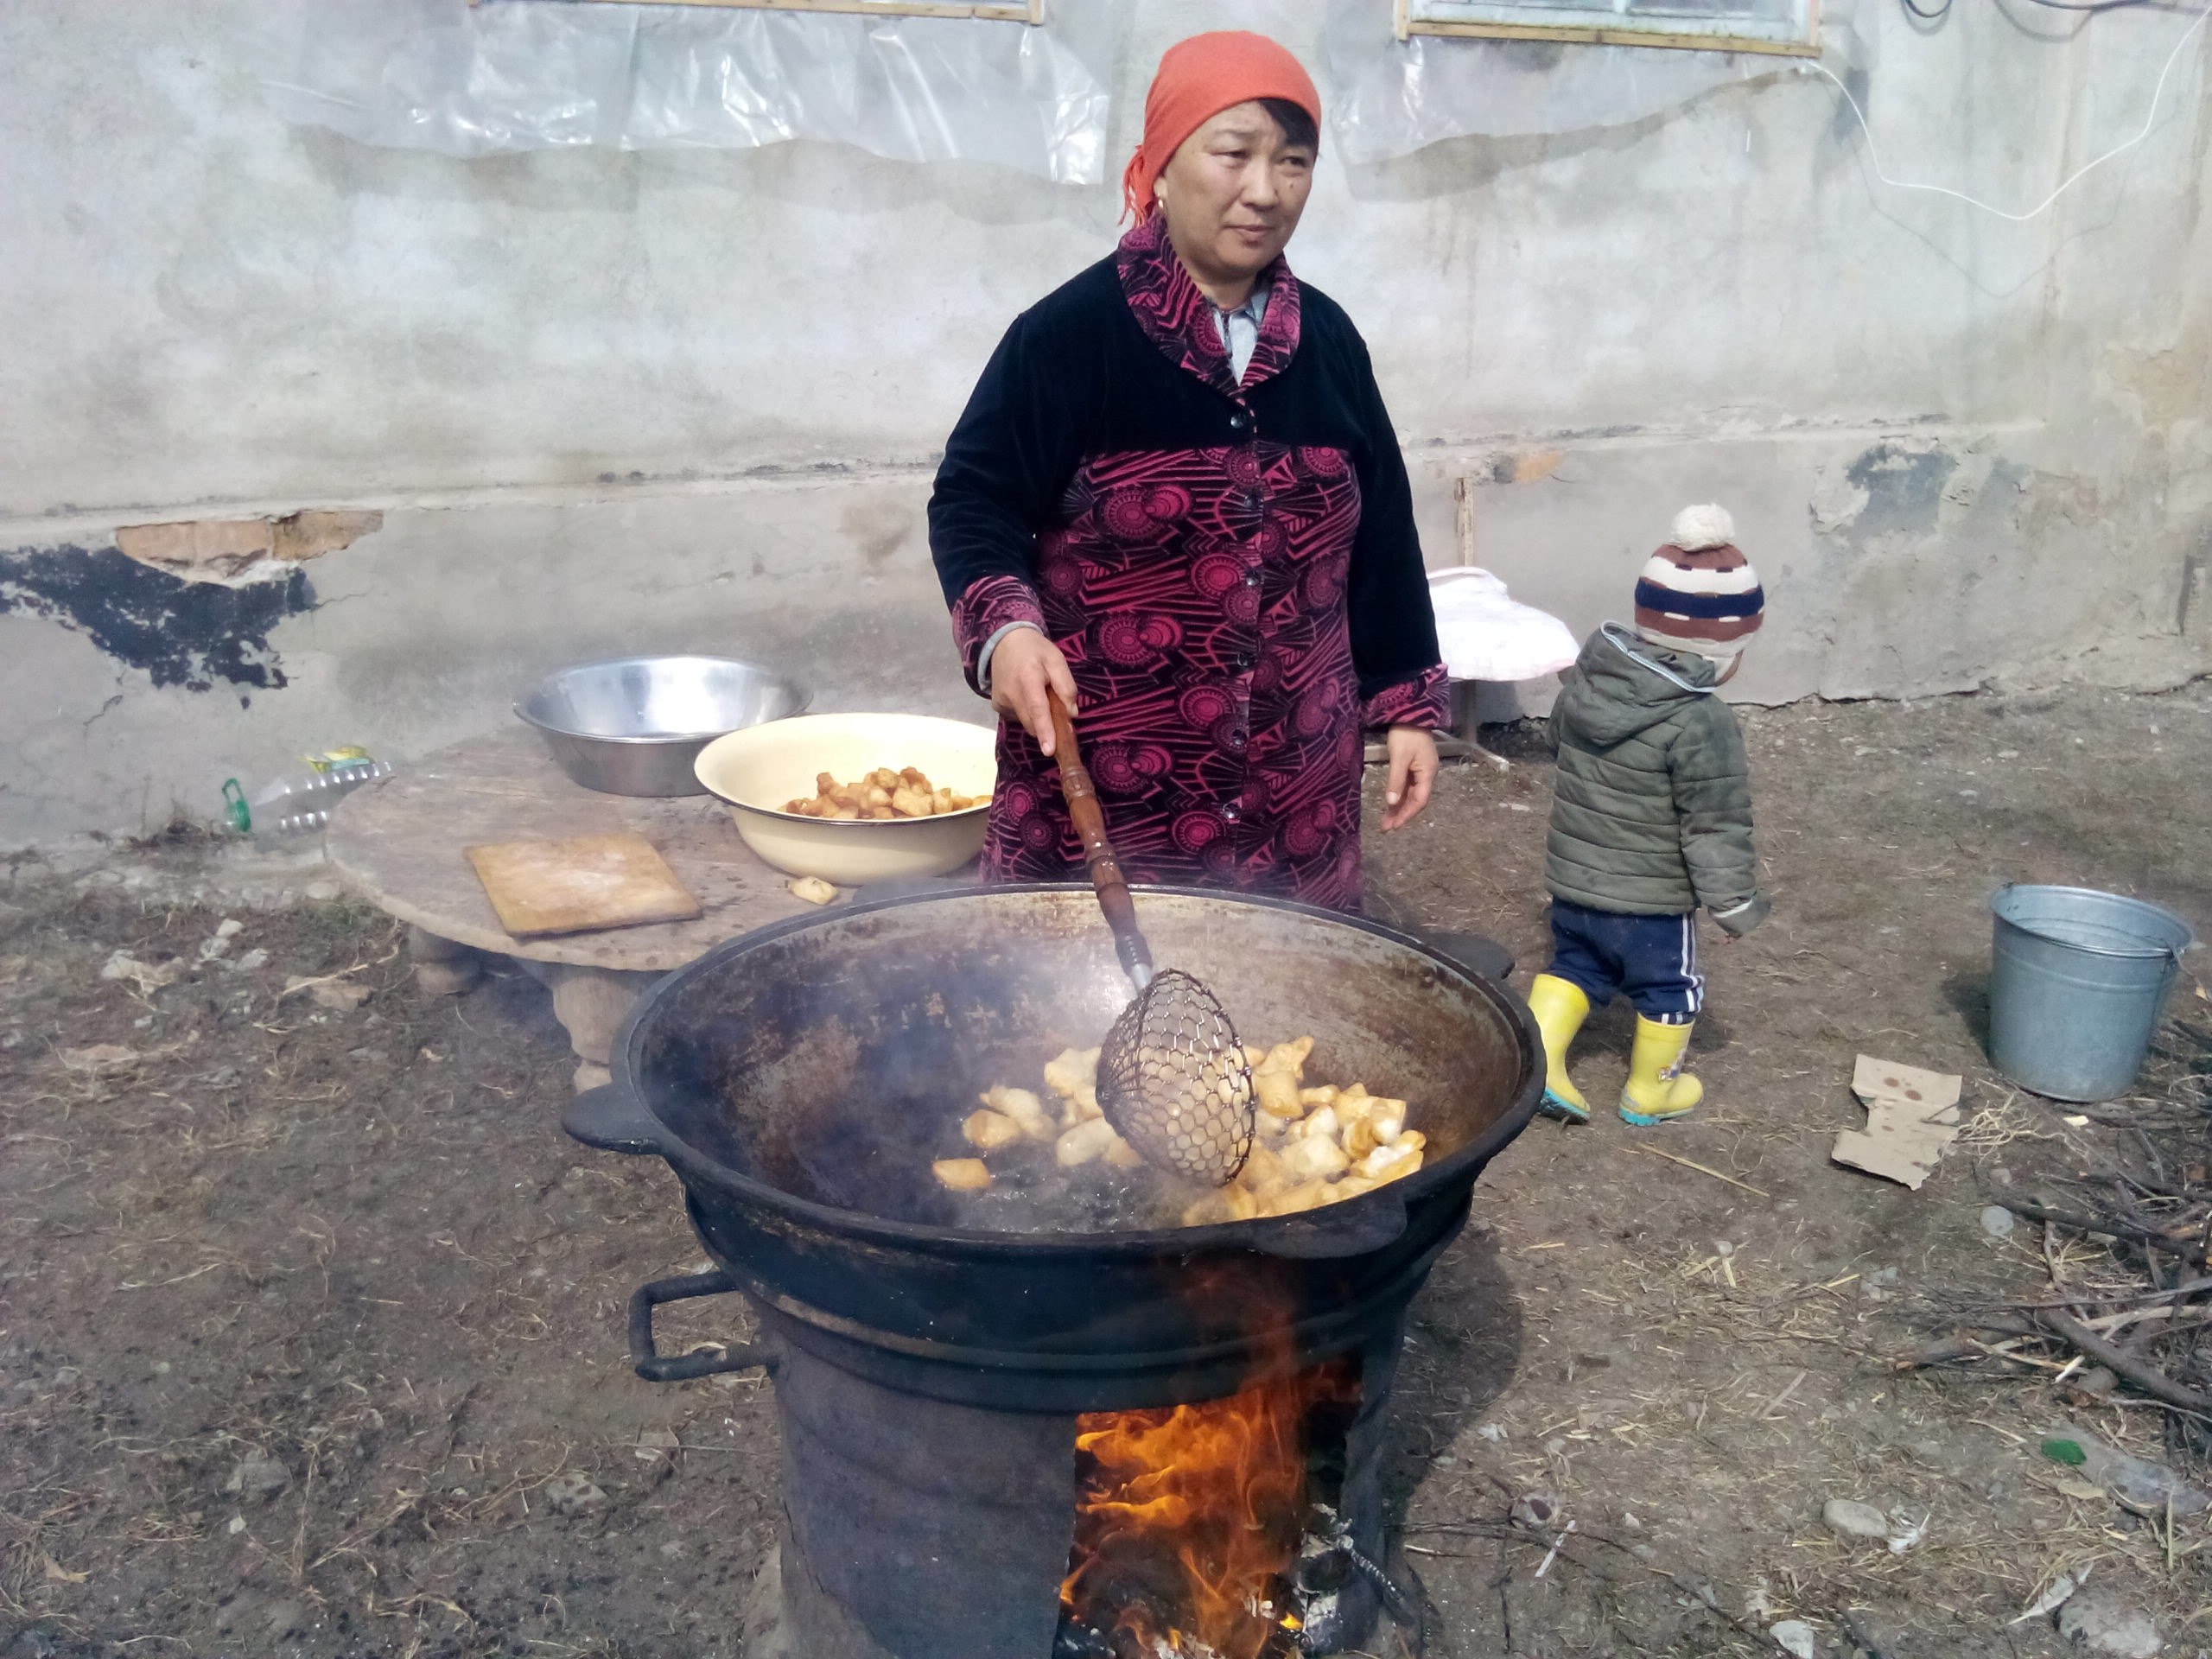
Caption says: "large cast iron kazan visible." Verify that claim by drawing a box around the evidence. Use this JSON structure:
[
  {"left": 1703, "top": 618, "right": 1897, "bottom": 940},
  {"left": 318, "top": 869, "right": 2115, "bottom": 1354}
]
[{"left": 566, "top": 885, "right": 1541, "bottom": 1410}]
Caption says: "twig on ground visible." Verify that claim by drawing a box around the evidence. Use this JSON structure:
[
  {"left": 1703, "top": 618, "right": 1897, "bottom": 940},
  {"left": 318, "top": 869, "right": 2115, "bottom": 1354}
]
[
  {"left": 1999, "top": 1198, "right": 2208, "bottom": 1270},
  {"left": 2036, "top": 1310, "right": 2212, "bottom": 1414},
  {"left": 1633, "top": 1146, "right": 1770, "bottom": 1198},
  {"left": 277, "top": 942, "right": 403, "bottom": 1000},
  {"left": 1912, "top": 1308, "right": 2212, "bottom": 1414}
]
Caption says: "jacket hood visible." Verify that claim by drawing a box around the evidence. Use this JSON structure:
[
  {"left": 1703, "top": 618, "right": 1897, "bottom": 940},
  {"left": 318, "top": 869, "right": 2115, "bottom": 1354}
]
[{"left": 1554, "top": 622, "right": 1717, "bottom": 747}]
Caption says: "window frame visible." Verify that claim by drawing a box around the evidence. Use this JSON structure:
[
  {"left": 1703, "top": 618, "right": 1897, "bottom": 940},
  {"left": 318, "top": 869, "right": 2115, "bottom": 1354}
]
[
  {"left": 555, "top": 0, "right": 1045, "bottom": 22},
  {"left": 1396, "top": 0, "right": 1821, "bottom": 57}
]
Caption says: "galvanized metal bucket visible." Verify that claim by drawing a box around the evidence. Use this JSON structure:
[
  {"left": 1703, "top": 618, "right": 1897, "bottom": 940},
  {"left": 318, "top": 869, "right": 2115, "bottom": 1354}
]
[{"left": 1987, "top": 885, "right": 2195, "bottom": 1102}]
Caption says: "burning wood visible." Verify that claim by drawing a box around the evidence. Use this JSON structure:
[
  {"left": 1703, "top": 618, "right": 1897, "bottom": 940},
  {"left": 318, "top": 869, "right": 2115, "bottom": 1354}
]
[{"left": 1058, "top": 1357, "right": 1360, "bottom": 1659}]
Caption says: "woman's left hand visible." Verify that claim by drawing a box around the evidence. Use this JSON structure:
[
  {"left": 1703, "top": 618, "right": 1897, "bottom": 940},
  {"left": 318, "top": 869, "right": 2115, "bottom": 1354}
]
[{"left": 1381, "top": 726, "right": 1439, "bottom": 831}]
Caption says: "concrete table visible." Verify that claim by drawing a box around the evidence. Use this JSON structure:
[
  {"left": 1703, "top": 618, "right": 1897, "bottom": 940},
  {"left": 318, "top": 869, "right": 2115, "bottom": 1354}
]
[{"left": 327, "top": 725, "right": 830, "bottom": 1090}]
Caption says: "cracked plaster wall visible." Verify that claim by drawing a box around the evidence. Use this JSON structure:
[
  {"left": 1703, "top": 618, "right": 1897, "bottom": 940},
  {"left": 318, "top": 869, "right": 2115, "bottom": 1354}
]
[{"left": 0, "top": 0, "right": 2207, "bottom": 842}]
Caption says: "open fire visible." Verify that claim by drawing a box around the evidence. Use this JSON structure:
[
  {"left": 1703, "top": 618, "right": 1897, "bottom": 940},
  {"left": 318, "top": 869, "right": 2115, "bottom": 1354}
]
[{"left": 1057, "top": 1357, "right": 1362, "bottom": 1659}]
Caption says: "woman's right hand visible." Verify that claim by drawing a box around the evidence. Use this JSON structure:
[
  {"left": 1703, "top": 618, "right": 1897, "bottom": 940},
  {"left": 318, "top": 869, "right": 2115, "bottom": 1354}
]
[{"left": 988, "top": 627, "right": 1079, "bottom": 758}]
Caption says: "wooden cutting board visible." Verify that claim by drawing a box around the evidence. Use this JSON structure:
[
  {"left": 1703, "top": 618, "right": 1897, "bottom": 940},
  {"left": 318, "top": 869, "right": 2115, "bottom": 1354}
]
[{"left": 464, "top": 832, "right": 702, "bottom": 938}]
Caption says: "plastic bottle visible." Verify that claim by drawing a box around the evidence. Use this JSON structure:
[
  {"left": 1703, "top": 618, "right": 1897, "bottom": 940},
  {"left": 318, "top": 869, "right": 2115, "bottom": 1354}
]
[{"left": 222, "top": 751, "right": 393, "bottom": 839}]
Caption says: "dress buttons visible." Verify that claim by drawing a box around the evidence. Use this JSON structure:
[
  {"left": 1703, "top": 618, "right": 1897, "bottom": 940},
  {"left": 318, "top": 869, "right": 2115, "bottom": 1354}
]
[
  {"left": 1247, "top": 490, "right": 1268, "bottom": 511},
  {"left": 1228, "top": 410, "right": 1252, "bottom": 435},
  {"left": 1220, "top": 803, "right": 1242, "bottom": 823},
  {"left": 1242, "top": 570, "right": 1262, "bottom": 588},
  {"left": 1233, "top": 652, "right": 1255, "bottom": 673}
]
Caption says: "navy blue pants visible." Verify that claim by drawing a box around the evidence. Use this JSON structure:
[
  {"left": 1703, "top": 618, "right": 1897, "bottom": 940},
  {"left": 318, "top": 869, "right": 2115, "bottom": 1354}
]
[{"left": 1544, "top": 899, "right": 1702, "bottom": 1024}]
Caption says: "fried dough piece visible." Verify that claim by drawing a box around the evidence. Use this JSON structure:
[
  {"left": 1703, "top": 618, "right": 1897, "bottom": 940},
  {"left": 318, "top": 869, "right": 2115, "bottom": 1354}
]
[
  {"left": 783, "top": 765, "right": 985, "bottom": 819},
  {"left": 1260, "top": 1179, "right": 1331, "bottom": 1217},
  {"left": 1360, "top": 1143, "right": 1423, "bottom": 1183},
  {"left": 1279, "top": 1135, "right": 1350, "bottom": 1183},
  {"left": 1181, "top": 1184, "right": 1262, "bottom": 1227},
  {"left": 1251, "top": 1036, "right": 1314, "bottom": 1120},
  {"left": 1238, "top": 1140, "right": 1291, "bottom": 1201},
  {"left": 1043, "top": 1046, "right": 1099, "bottom": 1099},
  {"left": 1055, "top": 1116, "right": 1120, "bottom": 1167},
  {"left": 932, "top": 1158, "right": 993, "bottom": 1192},
  {"left": 1059, "top": 1083, "right": 1103, "bottom": 1130},
  {"left": 980, "top": 1084, "right": 1054, "bottom": 1142},
  {"left": 963, "top": 1109, "right": 1025, "bottom": 1151},
  {"left": 1255, "top": 1070, "right": 1303, "bottom": 1121}
]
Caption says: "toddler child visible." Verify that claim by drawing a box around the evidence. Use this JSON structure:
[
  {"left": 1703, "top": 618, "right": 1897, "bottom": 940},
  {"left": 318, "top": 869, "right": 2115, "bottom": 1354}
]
[{"left": 1530, "top": 505, "right": 1770, "bottom": 1125}]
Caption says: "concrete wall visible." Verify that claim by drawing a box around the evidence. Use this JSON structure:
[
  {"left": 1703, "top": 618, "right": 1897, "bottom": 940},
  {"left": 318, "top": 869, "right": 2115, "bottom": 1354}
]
[{"left": 3, "top": 0, "right": 2207, "bottom": 842}]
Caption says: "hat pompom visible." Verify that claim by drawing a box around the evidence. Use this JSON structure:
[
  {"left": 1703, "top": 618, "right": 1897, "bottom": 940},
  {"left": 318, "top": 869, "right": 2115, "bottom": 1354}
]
[{"left": 1670, "top": 504, "right": 1734, "bottom": 552}]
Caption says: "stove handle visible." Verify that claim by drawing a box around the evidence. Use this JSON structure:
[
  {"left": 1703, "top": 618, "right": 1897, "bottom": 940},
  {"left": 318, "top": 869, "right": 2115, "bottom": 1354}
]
[
  {"left": 629, "top": 1269, "right": 779, "bottom": 1383},
  {"left": 564, "top": 1084, "right": 664, "bottom": 1158},
  {"left": 1408, "top": 928, "right": 1515, "bottom": 983}
]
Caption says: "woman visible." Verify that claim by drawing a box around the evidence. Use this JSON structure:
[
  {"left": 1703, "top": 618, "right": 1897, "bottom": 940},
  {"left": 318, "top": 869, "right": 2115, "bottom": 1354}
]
[{"left": 928, "top": 31, "right": 1446, "bottom": 912}]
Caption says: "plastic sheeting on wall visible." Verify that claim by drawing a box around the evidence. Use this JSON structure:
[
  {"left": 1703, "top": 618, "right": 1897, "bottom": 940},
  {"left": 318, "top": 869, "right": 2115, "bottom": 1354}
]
[
  {"left": 1322, "top": 0, "right": 1877, "bottom": 161},
  {"left": 253, "top": 0, "right": 1109, "bottom": 181}
]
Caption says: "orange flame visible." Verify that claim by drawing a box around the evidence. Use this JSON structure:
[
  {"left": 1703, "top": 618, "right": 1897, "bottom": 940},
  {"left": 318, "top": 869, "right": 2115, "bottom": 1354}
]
[{"left": 1061, "top": 1357, "right": 1358, "bottom": 1659}]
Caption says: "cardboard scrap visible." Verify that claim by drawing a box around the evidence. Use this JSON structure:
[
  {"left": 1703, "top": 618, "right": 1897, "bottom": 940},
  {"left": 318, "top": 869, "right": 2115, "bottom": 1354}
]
[{"left": 1831, "top": 1056, "right": 1965, "bottom": 1190}]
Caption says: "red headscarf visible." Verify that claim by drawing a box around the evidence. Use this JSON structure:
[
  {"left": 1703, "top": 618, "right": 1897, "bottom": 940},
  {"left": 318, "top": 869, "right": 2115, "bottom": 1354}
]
[{"left": 1121, "top": 32, "right": 1323, "bottom": 223}]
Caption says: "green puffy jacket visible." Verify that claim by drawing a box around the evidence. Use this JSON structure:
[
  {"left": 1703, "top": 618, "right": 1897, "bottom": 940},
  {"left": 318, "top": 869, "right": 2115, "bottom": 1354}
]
[{"left": 1545, "top": 624, "right": 1766, "bottom": 931}]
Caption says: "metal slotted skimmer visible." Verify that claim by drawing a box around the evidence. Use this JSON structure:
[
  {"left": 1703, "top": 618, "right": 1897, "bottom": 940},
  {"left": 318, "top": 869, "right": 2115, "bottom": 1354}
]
[{"left": 1048, "top": 694, "right": 1256, "bottom": 1186}]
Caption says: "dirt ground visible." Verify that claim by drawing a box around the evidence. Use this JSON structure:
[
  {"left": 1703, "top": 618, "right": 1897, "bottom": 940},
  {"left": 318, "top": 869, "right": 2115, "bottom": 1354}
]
[{"left": 5, "top": 683, "right": 2212, "bottom": 1658}]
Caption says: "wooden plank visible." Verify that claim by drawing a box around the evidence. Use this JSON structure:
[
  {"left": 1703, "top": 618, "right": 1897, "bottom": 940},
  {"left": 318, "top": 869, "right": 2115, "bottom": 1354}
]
[
  {"left": 1404, "top": 17, "right": 1821, "bottom": 56},
  {"left": 572, "top": 0, "right": 1041, "bottom": 20},
  {"left": 466, "top": 832, "right": 704, "bottom": 938}
]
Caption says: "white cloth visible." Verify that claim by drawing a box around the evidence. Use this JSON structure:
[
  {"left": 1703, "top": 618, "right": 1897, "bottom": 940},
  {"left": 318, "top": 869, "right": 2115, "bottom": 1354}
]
[
  {"left": 1426, "top": 568, "right": 1579, "bottom": 683},
  {"left": 1213, "top": 283, "right": 1270, "bottom": 386}
]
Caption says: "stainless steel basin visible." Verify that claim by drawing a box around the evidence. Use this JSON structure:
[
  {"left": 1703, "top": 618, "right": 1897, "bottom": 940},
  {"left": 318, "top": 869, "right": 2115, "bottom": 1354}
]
[{"left": 517, "top": 655, "right": 810, "bottom": 797}]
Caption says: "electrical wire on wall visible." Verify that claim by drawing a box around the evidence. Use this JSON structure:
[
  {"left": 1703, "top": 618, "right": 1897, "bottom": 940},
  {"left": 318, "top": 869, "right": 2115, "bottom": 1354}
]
[
  {"left": 1812, "top": 0, "right": 2211, "bottom": 219},
  {"left": 1904, "top": 3, "right": 2181, "bottom": 26}
]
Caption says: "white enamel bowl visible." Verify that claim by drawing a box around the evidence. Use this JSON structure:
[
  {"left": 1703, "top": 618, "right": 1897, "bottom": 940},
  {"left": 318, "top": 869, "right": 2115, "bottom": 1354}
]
[{"left": 694, "top": 712, "right": 999, "bottom": 884}]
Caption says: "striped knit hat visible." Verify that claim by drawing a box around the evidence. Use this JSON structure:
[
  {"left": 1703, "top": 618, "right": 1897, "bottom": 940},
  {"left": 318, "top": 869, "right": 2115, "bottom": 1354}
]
[{"left": 1633, "top": 505, "right": 1764, "bottom": 662}]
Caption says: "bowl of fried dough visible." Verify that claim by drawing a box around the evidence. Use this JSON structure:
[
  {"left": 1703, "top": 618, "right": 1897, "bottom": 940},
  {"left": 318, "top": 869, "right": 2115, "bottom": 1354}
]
[{"left": 693, "top": 711, "right": 999, "bottom": 885}]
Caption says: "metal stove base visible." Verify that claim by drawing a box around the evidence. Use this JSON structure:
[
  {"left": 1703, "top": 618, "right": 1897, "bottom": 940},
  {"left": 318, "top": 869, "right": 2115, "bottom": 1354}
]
[
  {"left": 745, "top": 1312, "right": 1419, "bottom": 1659},
  {"left": 740, "top": 1539, "right": 1428, "bottom": 1659}
]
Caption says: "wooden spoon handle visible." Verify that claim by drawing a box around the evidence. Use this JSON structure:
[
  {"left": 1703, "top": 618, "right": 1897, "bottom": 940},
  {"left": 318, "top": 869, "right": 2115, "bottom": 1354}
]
[{"left": 1049, "top": 690, "right": 1154, "bottom": 985}]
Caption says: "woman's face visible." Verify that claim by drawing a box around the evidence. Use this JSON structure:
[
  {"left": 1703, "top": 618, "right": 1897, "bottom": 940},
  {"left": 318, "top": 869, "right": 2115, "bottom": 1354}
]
[{"left": 1154, "top": 100, "right": 1315, "bottom": 292}]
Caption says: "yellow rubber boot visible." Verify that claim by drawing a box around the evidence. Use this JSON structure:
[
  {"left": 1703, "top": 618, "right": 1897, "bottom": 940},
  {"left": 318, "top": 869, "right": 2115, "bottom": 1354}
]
[
  {"left": 1620, "top": 1017, "right": 1702, "bottom": 1125},
  {"left": 1527, "top": 974, "right": 1592, "bottom": 1124}
]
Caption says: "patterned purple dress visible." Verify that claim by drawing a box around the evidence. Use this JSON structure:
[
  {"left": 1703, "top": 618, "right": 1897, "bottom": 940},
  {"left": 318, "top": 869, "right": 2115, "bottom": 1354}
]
[{"left": 928, "top": 217, "right": 1447, "bottom": 912}]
